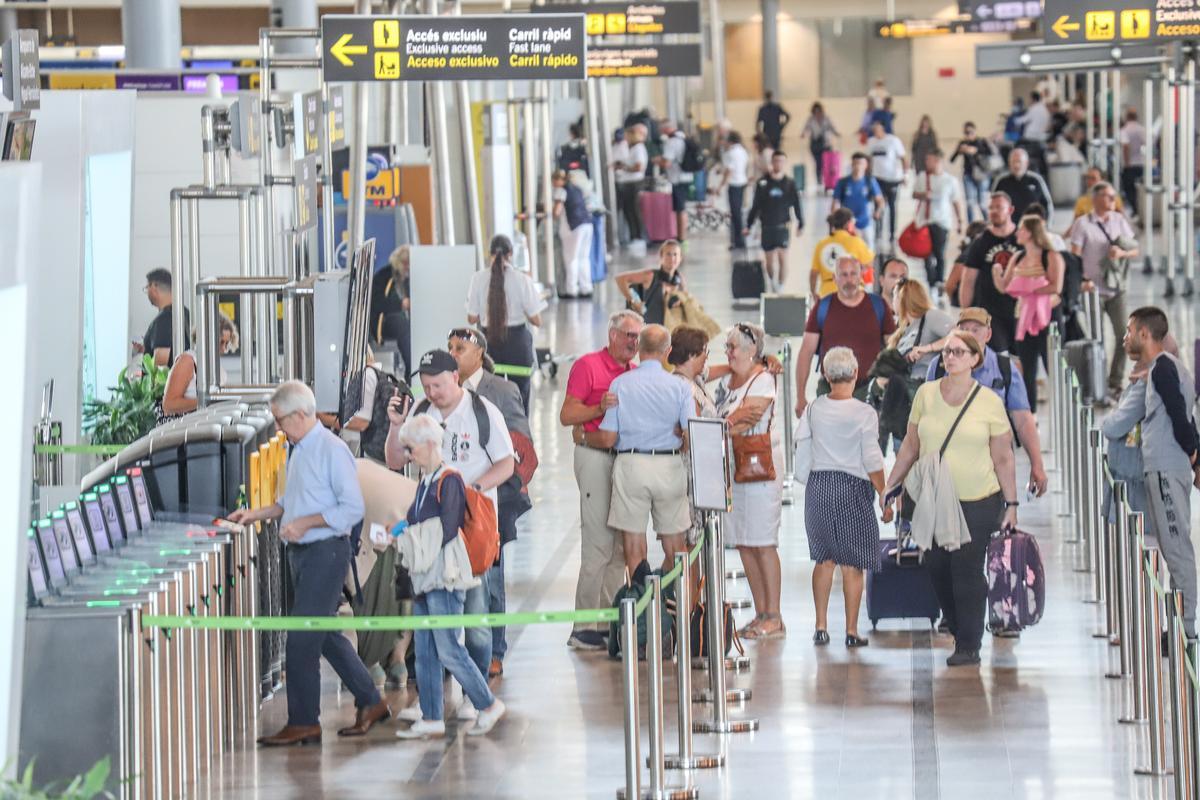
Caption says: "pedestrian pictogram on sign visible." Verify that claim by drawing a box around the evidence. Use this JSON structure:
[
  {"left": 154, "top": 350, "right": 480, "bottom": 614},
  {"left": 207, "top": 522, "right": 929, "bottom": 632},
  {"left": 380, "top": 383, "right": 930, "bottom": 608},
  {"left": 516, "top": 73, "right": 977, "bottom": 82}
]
[
  {"left": 1085, "top": 10, "right": 1115, "bottom": 39},
  {"left": 374, "top": 20, "right": 399, "bottom": 48},
  {"left": 1119, "top": 9, "right": 1150, "bottom": 39}
]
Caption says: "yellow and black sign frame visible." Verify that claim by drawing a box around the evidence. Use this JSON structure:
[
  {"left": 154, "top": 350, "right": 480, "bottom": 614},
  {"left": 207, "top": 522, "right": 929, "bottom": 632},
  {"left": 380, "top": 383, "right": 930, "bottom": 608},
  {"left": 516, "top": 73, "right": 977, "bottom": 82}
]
[
  {"left": 531, "top": 1, "right": 701, "bottom": 37},
  {"left": 320, "top": 13, "right": 587, "bottom": 83},
  {"left": 1044, "top": 0, "right": 1200, "bottom": 44}
]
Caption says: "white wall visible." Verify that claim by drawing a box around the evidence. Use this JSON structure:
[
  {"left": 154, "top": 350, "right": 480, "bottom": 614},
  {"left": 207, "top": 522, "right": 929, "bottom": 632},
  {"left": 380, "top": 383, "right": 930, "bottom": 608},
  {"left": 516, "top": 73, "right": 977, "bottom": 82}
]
[{"left": 0, "top": 161, "right": 41, "bottom": 775}]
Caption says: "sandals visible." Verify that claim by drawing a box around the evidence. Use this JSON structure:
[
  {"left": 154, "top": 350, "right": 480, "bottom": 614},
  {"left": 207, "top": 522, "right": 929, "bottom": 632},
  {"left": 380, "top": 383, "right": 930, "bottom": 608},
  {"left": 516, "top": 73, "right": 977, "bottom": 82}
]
[
  {"left": 737, "top": 613, "right": 766, "bottom": 639},
  {"left": 746, "top": 614, "right": 787, "bottom": 640}
]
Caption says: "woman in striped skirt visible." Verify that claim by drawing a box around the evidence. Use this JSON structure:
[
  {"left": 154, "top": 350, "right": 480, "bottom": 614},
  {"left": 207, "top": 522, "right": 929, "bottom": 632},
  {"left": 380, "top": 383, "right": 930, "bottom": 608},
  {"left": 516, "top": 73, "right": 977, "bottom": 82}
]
[{"left": 796, "top": 347, "right": 891, "bottom": 648}]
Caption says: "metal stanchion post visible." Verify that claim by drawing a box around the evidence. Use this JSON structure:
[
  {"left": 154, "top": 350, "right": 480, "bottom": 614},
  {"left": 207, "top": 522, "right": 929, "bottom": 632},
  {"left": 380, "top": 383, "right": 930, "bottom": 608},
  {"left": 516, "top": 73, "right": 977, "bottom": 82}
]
[
  {"left": 1121, "top": 512, "right": 1149, "bottom": 725},
  {"left": 1136, "top": 548, "right": 1172, "bottom": 776},
  {"left": 1054, "top": 354, "right": 1068, "bottom": 496},
  {"left": 1063, "top": 382, "right": 1081, "bottom": 531},
  {"left": 619, "top": 598, "right": 641, "bottom": 800},
  {"left": 1107, "top": 482, "right": 1132, "bottom": 680},
  {"left": 1089, "top": 427, "right": 1107, "bottom": 606},
  {"left": 694, "top": 514, "right": 757, "bottom": 734},
  {"left": 1076, "top": 403, "right": 1094, "bottom": 570},
  {"left": 665, "top": 554, "right": 724, "bottom": 771},
  {"left": 1047, "top": 325, "right": 1060, "bottom": 474},
  {"left": 1167, "top": 590, "right": 1192, "bottom": 800},
  {"left": 1190, "top": 639, "right": 1200, "bottom": 799}
]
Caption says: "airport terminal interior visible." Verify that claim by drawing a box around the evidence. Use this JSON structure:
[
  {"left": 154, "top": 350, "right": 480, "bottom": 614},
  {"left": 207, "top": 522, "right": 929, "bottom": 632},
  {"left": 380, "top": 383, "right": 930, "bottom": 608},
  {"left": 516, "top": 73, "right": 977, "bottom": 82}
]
[{"left": 5, "top": 0, "right": 1200, "bottom": 798}]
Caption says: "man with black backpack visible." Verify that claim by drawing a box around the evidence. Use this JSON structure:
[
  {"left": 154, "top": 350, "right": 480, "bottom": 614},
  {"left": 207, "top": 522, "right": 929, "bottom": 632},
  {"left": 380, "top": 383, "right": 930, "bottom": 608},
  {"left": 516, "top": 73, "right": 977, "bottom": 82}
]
[{"left": 656, "top": 120, "right": 699, "bottom": 245}]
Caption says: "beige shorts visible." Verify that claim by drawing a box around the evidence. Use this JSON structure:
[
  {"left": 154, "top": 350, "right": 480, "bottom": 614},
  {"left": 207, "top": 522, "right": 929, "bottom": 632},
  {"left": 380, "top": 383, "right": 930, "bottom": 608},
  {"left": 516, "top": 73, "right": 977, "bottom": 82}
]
[{"left": 608, "top": 453, "right": 691, "bottom": 536}]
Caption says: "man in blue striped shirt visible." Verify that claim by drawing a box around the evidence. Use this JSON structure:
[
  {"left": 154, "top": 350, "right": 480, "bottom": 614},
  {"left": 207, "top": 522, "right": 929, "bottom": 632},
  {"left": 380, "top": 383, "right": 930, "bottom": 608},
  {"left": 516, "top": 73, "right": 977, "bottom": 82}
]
[{"left": 230, "top": 380, "right": 390, "bottom": 746}]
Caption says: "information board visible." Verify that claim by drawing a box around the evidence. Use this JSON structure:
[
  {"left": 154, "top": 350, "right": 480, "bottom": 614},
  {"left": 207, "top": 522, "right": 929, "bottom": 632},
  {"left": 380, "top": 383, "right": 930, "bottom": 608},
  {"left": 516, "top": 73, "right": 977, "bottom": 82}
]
[
  {"left": 532, "top": 2, "right": 701, "bottom": 36},
  {"left": 294, "top": 155, "right": 318, "bottom": 232},
  {"left": 688, "top": 418, "right": 731, "bottom": 512},
  {"left": 327, "top": 85, "right": 346, "bottom": 148},
  {"left": 2, "top": 29, "right": 40, "bottom": 111},
  {"left": 320, "top": 14, "right": 587, "bottom": 83},
  {"left": 586, "top": 43, "right": 702, "bottom": 78},
  {"left": 1045, "top": 0, "right": 1200, "bottom": 43},
  {"left": 293, "top": 90, "right": 322, "bottom": 159}
]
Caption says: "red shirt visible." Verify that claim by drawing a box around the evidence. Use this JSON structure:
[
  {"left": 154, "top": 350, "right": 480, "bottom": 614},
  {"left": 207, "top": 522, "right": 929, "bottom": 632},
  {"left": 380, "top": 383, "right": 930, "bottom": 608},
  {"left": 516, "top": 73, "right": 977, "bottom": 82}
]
[
  {"left": 566, "top": 348, "right": 632, "bottom": 432},
  {"left": 804, "top": 293, "right": 897, "bottom": 386}
]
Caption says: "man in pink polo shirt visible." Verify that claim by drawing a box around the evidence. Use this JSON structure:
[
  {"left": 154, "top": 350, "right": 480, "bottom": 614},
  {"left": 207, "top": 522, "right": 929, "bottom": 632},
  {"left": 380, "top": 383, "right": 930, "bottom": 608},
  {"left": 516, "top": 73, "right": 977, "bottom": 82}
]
[{"left": 559, "top": 309, "right": 643, "bottom": 650}]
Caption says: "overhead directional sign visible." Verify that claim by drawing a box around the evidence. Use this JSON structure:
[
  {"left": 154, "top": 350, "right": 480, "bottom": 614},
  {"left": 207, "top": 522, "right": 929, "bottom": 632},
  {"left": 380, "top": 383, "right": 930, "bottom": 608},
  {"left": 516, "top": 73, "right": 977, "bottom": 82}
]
[
  {"left": 586, "top": 43, "right": 701, "bottom": 77},
  {"left": 531, "top": 2, "right": 701, "bottom": 36},
  {"left": 320, "top": 14, "right": 587, "bottom": 83},
  {"left": 958, "top": 0, "right": 1043, "bottom": 31},
  {"left": 1045, "top": 0, "right": 1200, "bottom": 43}
]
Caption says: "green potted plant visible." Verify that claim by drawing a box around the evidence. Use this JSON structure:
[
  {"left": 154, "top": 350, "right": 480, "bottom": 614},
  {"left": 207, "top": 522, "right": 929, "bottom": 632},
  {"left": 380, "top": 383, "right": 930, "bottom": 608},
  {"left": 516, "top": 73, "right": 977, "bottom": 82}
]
[
  {"left": 0, "top": 757, "right": 115, "bottom": 799},
  {"left": 82, "top": 355, "right": 169, "bottom": 447}
]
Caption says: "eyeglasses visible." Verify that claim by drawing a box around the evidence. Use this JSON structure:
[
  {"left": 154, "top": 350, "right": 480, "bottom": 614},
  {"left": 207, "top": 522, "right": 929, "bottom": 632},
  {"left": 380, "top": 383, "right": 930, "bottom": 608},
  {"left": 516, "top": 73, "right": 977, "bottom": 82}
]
[{"left": 942, "top": 347, "right": 972, "bottom": 360}]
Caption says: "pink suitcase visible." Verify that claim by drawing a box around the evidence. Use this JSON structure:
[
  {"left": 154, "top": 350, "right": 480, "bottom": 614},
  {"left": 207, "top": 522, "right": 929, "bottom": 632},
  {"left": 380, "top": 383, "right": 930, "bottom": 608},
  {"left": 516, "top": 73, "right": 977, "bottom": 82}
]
[
  {"left": 638, "top": 191, "right": 678, "bottom": 242},
  {"left": 822, "top": 150, "right": 842, "bottom": 191}
]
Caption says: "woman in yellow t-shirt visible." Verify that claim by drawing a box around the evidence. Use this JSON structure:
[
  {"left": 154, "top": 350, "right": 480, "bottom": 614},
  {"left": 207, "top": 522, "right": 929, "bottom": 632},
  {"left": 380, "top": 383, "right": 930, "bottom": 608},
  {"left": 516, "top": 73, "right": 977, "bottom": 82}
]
[
  {"left": 810, "top": 208, "right": 875, "bottom": 298},
  {"left": 882, "top": 330, "right": 1017, "bottom": 668}
]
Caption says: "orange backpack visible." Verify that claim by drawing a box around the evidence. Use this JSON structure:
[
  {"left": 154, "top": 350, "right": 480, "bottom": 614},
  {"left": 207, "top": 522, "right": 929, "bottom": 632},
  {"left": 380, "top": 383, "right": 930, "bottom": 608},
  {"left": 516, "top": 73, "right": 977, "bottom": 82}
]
[{"left": 436, "top": 470, "right": 499, "bottom": 576}]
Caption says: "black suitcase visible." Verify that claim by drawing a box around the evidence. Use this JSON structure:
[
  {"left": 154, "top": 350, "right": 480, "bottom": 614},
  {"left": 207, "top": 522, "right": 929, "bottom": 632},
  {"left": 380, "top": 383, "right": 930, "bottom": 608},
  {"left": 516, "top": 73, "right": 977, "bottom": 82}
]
[
  {"left": 1064, "top": 339, "right": 1105, "bottom": 405},
  {"left": 731, "top": 259, "right": 766, "bottom": 300},
  {"left": 866, "top": 538, "right": 940, "bottom": 630}
]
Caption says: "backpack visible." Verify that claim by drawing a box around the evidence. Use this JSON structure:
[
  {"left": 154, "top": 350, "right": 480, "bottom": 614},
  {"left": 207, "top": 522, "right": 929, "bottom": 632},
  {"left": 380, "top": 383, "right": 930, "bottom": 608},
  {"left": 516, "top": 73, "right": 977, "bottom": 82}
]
[
  {"left": 1060, "top": 249, "right": 1084, "bottom": 313},
  {"left": 607, "top": 571, "right": 675, "bottom": 660},
  {"left": 814, "top": 293, "right": 889, "bottom": 368},
  {"left": 564, "top": 182, "right": 590, "bottom": 231},
  {"left": 359, "top": 366, "right": 411, "bottom": 463},
  {"left": 987, "top": 529, "right": 1046, "bottom": 633},
  {"left": 556, "top": 142, "right": 589, "bottom": 174},
  {"left": 680, "top": 136, "right": 704, "bottom": 173},
  {"left": 435, "top": 470, "right": 499, "bottom": 577}
]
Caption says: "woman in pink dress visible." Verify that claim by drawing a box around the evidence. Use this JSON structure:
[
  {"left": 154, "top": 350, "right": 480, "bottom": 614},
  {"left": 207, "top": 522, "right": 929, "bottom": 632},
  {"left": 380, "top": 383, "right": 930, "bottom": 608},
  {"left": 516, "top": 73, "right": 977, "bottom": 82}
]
[{"left": 993, "top": 215, "right": 1063, "bottom": 408}]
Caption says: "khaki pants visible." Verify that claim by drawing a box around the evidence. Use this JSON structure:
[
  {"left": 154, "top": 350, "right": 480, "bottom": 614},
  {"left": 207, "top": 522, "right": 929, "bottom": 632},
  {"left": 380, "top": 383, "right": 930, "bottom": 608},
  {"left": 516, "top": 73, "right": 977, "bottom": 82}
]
[
  {"left": 1102, "top": 293, "right": 1126, "bottom": 390},
  {"left": 572, "top": 445, "right": 626, "bottom": 633}
]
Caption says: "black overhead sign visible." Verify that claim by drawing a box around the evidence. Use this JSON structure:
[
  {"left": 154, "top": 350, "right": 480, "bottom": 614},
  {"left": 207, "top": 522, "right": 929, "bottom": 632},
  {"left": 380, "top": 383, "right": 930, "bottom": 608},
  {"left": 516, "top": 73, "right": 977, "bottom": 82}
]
[
  {"left": 2, "top": 29, "right": 40, "bottom": 111},
  {"left": 586, "top": 43, "right": 702, "bottom": 77},
  {"left": 532, "top": 2, "right": 702, "bottom": 37},
  {"left": 320, "top": 14, "right": 587, "bottom": 83},
  {"left": 1044, "top": 0, "right": 1200, "bottom": 43}
]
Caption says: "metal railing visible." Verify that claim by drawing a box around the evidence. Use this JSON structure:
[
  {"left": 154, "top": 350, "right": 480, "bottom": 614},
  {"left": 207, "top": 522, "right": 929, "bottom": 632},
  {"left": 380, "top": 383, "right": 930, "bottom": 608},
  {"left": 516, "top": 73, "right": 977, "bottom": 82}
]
[{"left": 1049, "top": 322, "right": 1200, "bottom": 798}]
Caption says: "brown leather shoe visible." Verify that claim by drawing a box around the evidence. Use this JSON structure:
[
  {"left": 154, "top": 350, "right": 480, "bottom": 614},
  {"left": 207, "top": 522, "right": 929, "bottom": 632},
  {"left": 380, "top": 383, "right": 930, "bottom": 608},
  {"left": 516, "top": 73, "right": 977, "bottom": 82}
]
[
  {"left": 489, "top": 658, "right": 504, "bottom": 679},
  {"left": 257, "top": 725, "right": 322, "bottom": 747},
  {"left": 337, "top": 701, "right": 391, "bottom": 737}
]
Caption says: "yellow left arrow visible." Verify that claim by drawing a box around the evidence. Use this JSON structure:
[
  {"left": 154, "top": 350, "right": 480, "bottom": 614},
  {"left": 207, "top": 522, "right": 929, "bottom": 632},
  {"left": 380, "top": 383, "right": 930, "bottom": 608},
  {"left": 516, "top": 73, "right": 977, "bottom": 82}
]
[{"left": 330, "top": 33, "right": 368, "bottom": 67}]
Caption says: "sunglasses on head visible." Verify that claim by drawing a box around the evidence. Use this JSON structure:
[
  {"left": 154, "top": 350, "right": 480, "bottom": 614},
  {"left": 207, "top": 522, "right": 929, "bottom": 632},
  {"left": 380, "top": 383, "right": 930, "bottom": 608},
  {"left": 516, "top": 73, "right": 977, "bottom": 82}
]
[
  {"left": 449, "top": 328, "right": 484, "bottom": 349},
  {"left": 735, "top": 323, "right": 758, "bottom": 344}
]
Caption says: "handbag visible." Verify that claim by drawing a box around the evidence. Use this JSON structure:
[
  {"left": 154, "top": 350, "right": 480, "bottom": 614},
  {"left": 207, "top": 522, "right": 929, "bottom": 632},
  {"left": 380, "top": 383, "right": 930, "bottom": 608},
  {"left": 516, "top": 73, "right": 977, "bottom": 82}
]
[
  {"left": 793, "top": 399, "right": 817, "bottom": 485},
  {"left": 898, "top": 173, "right": 933, "bottom": 259},
  {"left": 731, "top": 371, "right": 777, "bottom": 484},
  {"left": 688, "top": 578, "right": 745, "bottom": 659},
  {"left": 1091, "top": 216, "right": 1135, "bottom": 293}
]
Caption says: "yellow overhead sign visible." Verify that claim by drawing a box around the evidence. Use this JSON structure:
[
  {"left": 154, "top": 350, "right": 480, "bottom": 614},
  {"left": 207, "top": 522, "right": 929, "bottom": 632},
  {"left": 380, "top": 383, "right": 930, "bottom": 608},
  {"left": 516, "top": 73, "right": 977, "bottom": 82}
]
[{"left": 1046, "top": 0, "right": 1200, "bottom": 43}]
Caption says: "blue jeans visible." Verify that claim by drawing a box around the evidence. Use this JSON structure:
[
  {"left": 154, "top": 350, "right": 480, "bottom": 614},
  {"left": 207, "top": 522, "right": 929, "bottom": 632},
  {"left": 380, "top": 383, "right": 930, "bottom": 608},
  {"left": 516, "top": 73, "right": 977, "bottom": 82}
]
[
  {"left": 285, "top": 537, "right": 381, "bottom": 726},
  {"left": 963, "top": 174, "right": 990, "bottom": 222},
  {"left": 462, "top": 571, "right": 492, "bottom": 677},
  {"left": 487, "top": 546, "right": 508, "bottom": 661},
  {"left": 413, "top": 589, "right": 496, "bottom": 720}
]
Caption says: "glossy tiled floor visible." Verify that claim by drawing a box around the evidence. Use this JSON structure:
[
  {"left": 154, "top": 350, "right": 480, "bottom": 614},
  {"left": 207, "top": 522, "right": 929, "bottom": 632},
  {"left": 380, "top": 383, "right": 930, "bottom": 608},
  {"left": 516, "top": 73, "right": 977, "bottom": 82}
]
[{"left": 198, "top": 191, "right": 1192, "bottom": 799}]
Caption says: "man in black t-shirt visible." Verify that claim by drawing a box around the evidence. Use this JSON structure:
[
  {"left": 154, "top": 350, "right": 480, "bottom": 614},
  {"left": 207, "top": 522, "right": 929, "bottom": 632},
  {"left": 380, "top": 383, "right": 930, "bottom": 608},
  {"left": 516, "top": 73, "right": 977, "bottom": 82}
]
[
  {"left": 138, "top": 268, "right": 189, "bottom": 367},
  {"left": 955, "top": 192, "right": 1021, "bottom": 353},
  {"left": 991, "top": 148, "right": 1053, "bottom": 221},
  {"left": 756, "top": 91, "right": 791, "bottom": 150}
]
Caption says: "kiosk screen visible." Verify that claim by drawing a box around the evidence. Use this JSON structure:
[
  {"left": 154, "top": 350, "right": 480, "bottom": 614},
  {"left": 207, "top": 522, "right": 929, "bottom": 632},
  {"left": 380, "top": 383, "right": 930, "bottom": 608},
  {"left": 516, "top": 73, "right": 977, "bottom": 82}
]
[
  {"left": 36, "top": 520, "right": 67, "bottom": 585},
  {"left": 113, "top": 478, "right": 141, "bottom": 535},
  {"left": 129, "top": 468, "right": 154, "bottom": 525},
  {"left": 83, "top": 495, "right": 114, "bottom": 552},
  {"left": 51, "top": 513, "right": 80, "bottom": 573},
  {"left": 64, "top": 504, "right": 96, "bottom": 564},
  {"left": 98, "top": 487, "right": 126, "bottom": 544},
  {"left": 27, "top": 529, "right": 48, "bottom": 598}
]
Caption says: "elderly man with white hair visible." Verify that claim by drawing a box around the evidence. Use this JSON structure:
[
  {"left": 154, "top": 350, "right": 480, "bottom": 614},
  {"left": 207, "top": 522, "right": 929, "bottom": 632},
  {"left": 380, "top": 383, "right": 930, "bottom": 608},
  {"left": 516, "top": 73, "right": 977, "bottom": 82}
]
[
  {"left": 991, "top": 147, "right": 1053, "bottom": 221},
  {"left": 229, "top": 380, "right": 389, "bottom": 746}
]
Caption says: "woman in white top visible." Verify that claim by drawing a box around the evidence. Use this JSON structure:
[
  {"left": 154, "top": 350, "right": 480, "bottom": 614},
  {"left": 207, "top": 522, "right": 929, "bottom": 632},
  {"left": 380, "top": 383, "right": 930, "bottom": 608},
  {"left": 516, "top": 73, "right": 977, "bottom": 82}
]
[
  {"left": 713, "top": 323, "right": 785, "bottom": 640},
  {"left": 911, "top": 149, "right": 964, "bottom": 287},
  {"left": 711, "top": 131, "right": 751, "bottom": 250},
  {"left": 466, "top": 235, "right": 547, "bottom": 413},
  {"left": 867, "top": 119, "right": 907, "bottom": 245},
  {"left": 795, "top": 347, "right": 889, "bottom": 648},
  {"left": 160, "top": 313, "right": 237, "bottom": 419}
]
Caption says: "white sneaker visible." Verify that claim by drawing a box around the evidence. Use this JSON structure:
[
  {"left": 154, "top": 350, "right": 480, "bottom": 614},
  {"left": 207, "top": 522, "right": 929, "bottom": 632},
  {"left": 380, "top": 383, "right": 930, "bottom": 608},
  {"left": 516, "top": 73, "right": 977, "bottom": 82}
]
[
  {"left": 395, "top": 719, "right": 445, "bottom": 740},
  {"left": 467, "top": 699, "right": 506, "bottom": 736},
  {"left": 398, "top": 695, "right": 422, "bottom": 723},
  {"left": 456, "top": 698, "right": 478, "bottom": 721}
]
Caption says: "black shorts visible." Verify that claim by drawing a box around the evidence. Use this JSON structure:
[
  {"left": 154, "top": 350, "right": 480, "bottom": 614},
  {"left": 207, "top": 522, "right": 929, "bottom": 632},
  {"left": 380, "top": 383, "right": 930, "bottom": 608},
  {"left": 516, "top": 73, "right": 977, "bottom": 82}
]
[
  {"left": 671, "top": 183, "right": 690, "bottom": 213},
  {"left": 761, "top": 224, "right": 791, "bottom": 252}
]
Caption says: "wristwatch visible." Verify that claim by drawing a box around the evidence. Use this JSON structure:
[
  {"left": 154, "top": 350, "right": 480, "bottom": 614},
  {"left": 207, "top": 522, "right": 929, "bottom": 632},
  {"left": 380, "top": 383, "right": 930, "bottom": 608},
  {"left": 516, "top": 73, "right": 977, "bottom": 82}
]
[{"left": 1003, "top": 500, "right": 1020, "bottom": 509}]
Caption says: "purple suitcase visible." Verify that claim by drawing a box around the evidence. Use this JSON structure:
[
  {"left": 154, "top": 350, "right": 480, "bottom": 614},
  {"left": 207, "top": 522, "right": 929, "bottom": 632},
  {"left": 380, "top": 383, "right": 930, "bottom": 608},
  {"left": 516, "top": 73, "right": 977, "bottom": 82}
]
[
  {"left": 986, "top": 530, "right": 1046, "bottom": 633},
  {"left": 639, "top": 191, "right": 678, "bottom": 242},
  {"left": 866, "top": 537, "right": 940, "bottom": 630}
]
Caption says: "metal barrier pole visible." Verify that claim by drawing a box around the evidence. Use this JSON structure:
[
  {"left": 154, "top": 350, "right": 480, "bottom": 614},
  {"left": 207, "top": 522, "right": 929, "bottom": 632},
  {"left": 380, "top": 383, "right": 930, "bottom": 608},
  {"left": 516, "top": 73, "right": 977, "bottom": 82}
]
[
  {"left": 1167, "top": 589, "right": 1192, "bottom": 799},
  {"left": 1108, "top": 481, "right": 1132, "bottom": 680},
  {"left": 1089, "top": 426, "right": 1106, "bottom": 603},
  {"left": 619, "top": 598, "right": 641, "bottom": 800},
  {"left": 1086, "top": 71, "right": 1096, "bottom": 167},
  {"left": 1143, "top": 75, "right": 1157, "bottom": 277},
  {"left": 1136, "top": 547, "right": 1172, "bottom": 776},
  {"left": 665, "top": 554, "right": 724, "bottom": 771},
  {"left": 781, "top": 341, "right": 794, "bottom": 507},
  {"left": 1182, "top": 55, "right": 1197, "bottom": 296},
  {"left": 694, "top": 514, "right": 758, "bottom": 734},
  {"left": 1164, "top": 66, "right": 1177, "bottom": 292},
  {"left": 1190, "top": 639, "right": 1200, "bottom": 799},
  {"left": 1121, "top": 512, "right": 1150, "bottom": 725},
  {"left": 1053, "top": 353, "right": 1068, "bottom": 495},
  {"left": 1062, "top": 379, "right": 1081, "bottom": 530}
]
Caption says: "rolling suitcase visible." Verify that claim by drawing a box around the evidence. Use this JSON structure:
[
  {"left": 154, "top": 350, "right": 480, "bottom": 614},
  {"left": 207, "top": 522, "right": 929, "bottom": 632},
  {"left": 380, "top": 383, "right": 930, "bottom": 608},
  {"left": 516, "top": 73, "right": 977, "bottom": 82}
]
[
  {"left": 866, "top": 537, "right": 940, "bottom": 630},
  {"left": 638, "top": 190, "right": 678, "bottom": 242},
  {"left": 731, "top": 258, "right": 766, "bottom": 301},
  {"left": 822, "top": 150, "right": 842, "bottom": 192},
  {"left": 793, "top": 164, "right": 806, "bottom": 192},
  {"left": 986, "top": 529, "right": 1046, "bottom": 634},
  {"left": 590, "top": 212, "right": 607, "bottom": 283},
  {"left": 1064, "top": 339, "right": 1105, "bottom": 405}
]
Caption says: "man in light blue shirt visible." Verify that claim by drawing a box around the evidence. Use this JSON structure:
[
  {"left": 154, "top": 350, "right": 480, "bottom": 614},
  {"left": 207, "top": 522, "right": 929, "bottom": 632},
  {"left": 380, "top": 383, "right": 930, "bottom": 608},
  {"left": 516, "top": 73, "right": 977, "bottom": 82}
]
[
  {"left": 230, "top": 380, "right": 388, "bottom": 746},
  {"left": 594, "top": 324, "right": 693, "bottom": 581}
]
